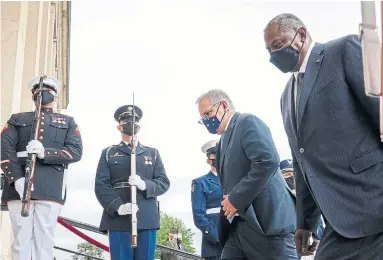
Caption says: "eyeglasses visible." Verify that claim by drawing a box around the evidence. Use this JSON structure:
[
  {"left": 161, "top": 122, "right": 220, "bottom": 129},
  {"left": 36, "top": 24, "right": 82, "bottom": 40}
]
[{"left": 198, "top": 102, "right": 220, "bottom": 125}]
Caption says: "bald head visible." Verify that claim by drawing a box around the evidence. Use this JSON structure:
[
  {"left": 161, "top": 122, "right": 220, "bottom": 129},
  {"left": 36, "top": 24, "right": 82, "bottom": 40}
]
[
  {"left": 263, "top": 13, "right": 312, "bottom": 73},
  {"left": 264, "top": 13, "right": 306, "bottom": 34}
]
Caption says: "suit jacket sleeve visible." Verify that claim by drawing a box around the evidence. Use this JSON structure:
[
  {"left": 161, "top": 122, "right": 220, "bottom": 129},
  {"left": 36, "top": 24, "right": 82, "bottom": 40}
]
[
  {"left": 228, "top": 115, "right": 280, "bottom": 212},
  {"left": 343, "top": 34, "right": 380, "bottom": 130},
  {"left": 42, "top": 117, "right": 83, "bottom": 165},
  {"left": 94, "top": 149, "right": 124, "bottom": 217},
  {"left": 143, "top": 149, "right": 170, "bottom": 198},
  {"left": 1, "top": 115, "right": 24, "bottom": 183},
  {"left": 292, "top": 144, "right": 321, "bottom": 234},
  {"left": 191, "top": 180, "right": 219, "bottom": 243}
]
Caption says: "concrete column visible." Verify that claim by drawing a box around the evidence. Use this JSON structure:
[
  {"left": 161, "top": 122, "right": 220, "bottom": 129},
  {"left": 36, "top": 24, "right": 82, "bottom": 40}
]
[
  {"left": 20, "top": 1, "right": 40, "bottom": 113},
  {"left": 1, "top": 1, "right": 21, "bottom": 126},
  {"left": 1, "top": 2, "right": 29, "bottom": 258},
  {"left": 11, "top": 1, "right": 29, "bottom": 115}
]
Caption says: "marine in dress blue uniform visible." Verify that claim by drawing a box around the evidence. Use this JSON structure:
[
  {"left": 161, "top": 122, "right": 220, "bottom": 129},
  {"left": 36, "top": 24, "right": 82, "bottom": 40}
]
[
  {"left": 1, "top": 76, "right": 83, "bottom": 260},
  {"left": 191, "top": 139, "right": 223, "bottom": 260},
  {"left": 95, "top": 105, "right": 170, "bottom": 260}
]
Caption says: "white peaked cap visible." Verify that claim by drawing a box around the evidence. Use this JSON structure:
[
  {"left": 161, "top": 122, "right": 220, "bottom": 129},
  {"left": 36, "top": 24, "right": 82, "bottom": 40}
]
[
  {"left": 28, "top": 76, "right": 60, "bottom": 93},
  {"left": 201, "top": 139, "right": 219, "bottom": 153}
]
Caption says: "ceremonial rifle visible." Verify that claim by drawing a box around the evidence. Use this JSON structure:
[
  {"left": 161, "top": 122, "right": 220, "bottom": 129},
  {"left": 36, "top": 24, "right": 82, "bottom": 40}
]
[
  {"left": 21, "top": 75, "right": 46, "bottom": 217},
  {"left": 360, "top": 1, "right": 383, "bottom": 142},
  {"left": 130, "top": 92, "right": 138, "bottom": 247}
]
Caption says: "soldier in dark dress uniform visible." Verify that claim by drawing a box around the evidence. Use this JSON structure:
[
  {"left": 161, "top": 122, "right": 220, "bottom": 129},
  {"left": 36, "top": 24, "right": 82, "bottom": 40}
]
[
  {"left": 95, "top": 104, "right": 170, "bottom": 260},
  {"left": 191, "top": 139, "right": 223, "bottom": 260},
  {"left": 1, "top": 76, "right": 83, "bottom": 260}
]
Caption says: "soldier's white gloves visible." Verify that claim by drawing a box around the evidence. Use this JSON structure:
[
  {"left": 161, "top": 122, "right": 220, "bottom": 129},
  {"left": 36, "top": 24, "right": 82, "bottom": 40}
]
[
  {"left": 15, "top": 177, "right": 25, "bottom": 199},
  {"left": 26, "top": 140, "right": 45, "bottom": 159},
  {"left": 128, "top": 175, "right": 146, "bottom": 191},
  {"left": 117, "top": 203, "right": 139, "bottom": 216}
]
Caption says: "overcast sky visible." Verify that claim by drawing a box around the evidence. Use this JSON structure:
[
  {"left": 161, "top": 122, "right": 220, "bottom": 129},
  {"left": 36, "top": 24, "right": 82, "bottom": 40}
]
[{"left": 53, "top": 1, "right": 363, "bottom": 259}]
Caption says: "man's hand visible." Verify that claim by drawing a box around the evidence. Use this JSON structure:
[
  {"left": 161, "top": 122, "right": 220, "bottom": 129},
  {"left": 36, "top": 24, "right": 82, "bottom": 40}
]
[
  {"left": 295, "top": 229, "right": 318, "bottom": 256},
  {"left": 117, "top": 203, "right": 139, "bottom": 215},
  {"left": 221, "top": 195, "right": 237, "bottom": 219},
  {"left": 128, "top": 175, "right": 146, "bottom": 191},
  {"left": 15, "top": 177, "right": 25, "bottom": 199},
  {"left": 26, "top": 140, "right": 45, "bottom": 159}
]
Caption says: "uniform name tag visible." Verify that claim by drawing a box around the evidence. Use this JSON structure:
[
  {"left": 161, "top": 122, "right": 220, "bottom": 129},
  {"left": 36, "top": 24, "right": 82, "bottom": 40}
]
[{"left": 110, "top": 152, "right": 123, "bottom": 157}]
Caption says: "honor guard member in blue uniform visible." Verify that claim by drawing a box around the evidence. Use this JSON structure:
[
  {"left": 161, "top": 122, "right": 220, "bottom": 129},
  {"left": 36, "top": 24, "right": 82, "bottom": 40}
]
[
  {"left": 1, "top": 76, "right": 83, "bottom": 260},
  {"left": 280, "top": 159, "right": 325, "bottom": 260},
  {"left": 95, "top": 104, "right": 170, "bottom": 260},
  {"left": 191, "top": 139, "right": 223, "bottom": 260},
  {"left": 279, "top": 159, "right": 296, "bottom": 195}
]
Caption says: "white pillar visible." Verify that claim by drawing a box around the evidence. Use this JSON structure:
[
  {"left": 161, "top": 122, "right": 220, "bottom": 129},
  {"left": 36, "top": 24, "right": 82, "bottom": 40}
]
[{"left": 11, "top": 2, "right": 29, "bottom": 115}]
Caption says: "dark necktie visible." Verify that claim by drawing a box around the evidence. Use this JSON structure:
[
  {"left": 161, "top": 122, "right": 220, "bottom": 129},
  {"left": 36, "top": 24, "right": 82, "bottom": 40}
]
[{"left": 295, "top": 72, "right": 305, "bottom": 123}]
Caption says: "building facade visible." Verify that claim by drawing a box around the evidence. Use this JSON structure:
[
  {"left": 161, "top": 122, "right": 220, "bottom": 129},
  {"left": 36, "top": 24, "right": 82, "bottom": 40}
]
[{"left": 0, "top": 1, "right": 71, "bottom": 259}]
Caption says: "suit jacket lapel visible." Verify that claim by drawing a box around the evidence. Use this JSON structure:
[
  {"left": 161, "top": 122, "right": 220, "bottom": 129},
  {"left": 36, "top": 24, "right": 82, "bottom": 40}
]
[
  {"left": 215, "top": 138, "right": 222, "bottom": 176},
  {"left": 297, "top": 43, "right": 324, "bottom": 129},
  {"left": 219, "top": 112, "right": 239, "bottom": 171}
]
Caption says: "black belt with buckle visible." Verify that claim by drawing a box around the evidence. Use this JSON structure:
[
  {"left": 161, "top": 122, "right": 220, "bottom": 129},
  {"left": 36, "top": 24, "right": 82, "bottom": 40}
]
[{"left": 112, "top": 182, "right": 131, "bottom": 189}]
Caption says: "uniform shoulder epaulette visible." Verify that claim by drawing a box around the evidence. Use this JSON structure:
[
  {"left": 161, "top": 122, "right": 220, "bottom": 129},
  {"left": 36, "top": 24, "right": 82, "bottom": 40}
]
[
  {"left": 139, "top": 143, "right": 152, "bottom": 149},
  {"left": 53, "top": 112, "right": 72, "bottom": 119},
  {"left": 194, "top": 175, "right": 205, "bottom": 183},
  {"left": 8, "top": 112, "right": 34, "bottom": 125}
]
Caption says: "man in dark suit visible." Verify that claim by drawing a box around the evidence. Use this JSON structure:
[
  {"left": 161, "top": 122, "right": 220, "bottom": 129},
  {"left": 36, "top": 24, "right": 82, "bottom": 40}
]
[
  {"left": 264, "top": 13, "right": 383, "bottom": 259},
  {"left": 195, "top": 89, "right": 297, "bottom": 259}
]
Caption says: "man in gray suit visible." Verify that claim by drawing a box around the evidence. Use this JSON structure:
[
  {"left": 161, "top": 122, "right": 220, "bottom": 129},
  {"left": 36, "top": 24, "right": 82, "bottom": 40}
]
[
  {"left": 264, "top": 13, "right": 383, "bottom": 259},
  {"left": 195, "top": 89, "right": 297, "bottom": 259}
]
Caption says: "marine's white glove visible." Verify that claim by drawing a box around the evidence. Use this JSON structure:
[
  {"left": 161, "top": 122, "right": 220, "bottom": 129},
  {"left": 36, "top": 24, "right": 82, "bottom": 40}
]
[
  {"left": 15, "top": 177, "right": 25, "bottom": 199},
  {"left": 128, "top": 175, "right": 146, "bottom": 191},
  {"left": 117, "top": 203, "right": 139, "bottom": 216},
  {"left": 26, "top": 140, "right": 45, "bottom": 159}
]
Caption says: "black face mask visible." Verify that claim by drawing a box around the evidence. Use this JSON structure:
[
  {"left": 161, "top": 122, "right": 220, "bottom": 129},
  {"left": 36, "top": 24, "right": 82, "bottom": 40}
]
[
  {"left": 285, "top": 176, "right": 296, "bottom": 190},
  {"left": 270, "top": 29, "right": 305, "bottom": 73},
  {"left": 210, "top": 159, "right": 216, "bottom": 168},
  {"left": 34, "top": 90, "right": 55, "bottom": 105},
  {"left": 121, "top": 123, "right": 140, "bottom": 136}
]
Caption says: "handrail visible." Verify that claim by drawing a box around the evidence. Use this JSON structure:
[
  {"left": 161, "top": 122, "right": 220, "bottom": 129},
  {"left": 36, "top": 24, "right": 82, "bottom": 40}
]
[
  {"left": 54, "top": 246, "right": 104, "bottom": 260},
  {"left": 59, "top": 217, "right": 204, "bottom": 260}
]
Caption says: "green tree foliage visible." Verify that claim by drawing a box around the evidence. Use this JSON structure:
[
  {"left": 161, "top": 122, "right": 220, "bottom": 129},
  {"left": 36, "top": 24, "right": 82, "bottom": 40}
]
[
  {"left": 156, "top": 212, "right": 196, "bottom": 258},
  {"left": 71, "top": 242, "right": 105, "bottom": 260}
]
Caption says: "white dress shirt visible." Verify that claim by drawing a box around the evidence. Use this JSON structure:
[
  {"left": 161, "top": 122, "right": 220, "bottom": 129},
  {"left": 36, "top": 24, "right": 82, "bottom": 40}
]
[{"left": 293, "top": 41, "right": 315, "bottom": 109}]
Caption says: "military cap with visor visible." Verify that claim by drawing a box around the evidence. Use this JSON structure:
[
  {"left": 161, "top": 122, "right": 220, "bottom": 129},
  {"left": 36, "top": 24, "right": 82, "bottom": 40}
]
[{"left": 114, "top": 105, "right": 143, "bottom": 122}]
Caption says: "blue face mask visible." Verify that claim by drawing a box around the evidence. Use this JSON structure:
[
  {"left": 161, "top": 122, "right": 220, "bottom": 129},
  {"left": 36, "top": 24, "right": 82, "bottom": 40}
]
[
  {"left": 201, "top": 103, "right": 226, "bottom": 134},
  {"left": 269, "top": 29, "right": 305, "bottom": 73}
]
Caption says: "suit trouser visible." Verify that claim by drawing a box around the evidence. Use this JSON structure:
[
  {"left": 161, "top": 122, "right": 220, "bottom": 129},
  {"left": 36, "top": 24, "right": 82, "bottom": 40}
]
[
  {"left": 204, "top": 256, "right": 221, "bottom": 260},
  {"left": 221, "top": 218, "right": 298, "bottom": 260},
  {"left": 7, "top": 200, "right": 62, "bottom": 260},
  {"left": 109, "top": 229, "right": 157, "bottom": 260},
  {"left": 315, "top": 223, "right": 383, "bottom": 260}
]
